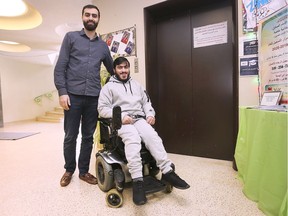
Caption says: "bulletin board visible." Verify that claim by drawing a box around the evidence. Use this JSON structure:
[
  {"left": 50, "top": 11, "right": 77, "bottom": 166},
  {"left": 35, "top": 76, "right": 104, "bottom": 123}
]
[
  {"left": 240, "top": 0, "right": 288, "bottom": 104},
  {"left": 258, "top": 6, "right": 288, "bottom": 104},
  {"left": 100, "top": 26, "right": 136, "bottom": 57}
]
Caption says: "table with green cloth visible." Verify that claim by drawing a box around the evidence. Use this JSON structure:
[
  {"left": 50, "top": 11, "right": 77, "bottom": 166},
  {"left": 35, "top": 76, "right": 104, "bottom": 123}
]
[{"left": 234, "top": 107, "right": 287, "bottom": 216}]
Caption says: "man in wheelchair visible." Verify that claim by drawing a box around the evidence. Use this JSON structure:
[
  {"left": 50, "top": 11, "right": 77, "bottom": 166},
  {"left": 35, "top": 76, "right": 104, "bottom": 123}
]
[{"left": 98, "top": 57, "right": 190, "bottom": 205}]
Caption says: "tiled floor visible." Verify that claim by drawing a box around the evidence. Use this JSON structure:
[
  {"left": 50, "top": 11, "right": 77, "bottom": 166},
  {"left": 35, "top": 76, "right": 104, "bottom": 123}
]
[{"left": 0, "top": 120, "right": 265, "bottom": 216}]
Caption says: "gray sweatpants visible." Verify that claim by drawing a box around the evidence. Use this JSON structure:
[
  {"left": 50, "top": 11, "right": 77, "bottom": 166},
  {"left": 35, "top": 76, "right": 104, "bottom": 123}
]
[{"left": 118, "top": 118, "right": 172, "bottom": 179}]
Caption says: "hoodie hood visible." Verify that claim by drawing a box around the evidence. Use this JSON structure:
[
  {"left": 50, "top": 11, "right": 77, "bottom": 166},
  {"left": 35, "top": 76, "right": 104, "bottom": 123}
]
[{"left": 109, "top": 75, "right": 133, "bottom": 95}]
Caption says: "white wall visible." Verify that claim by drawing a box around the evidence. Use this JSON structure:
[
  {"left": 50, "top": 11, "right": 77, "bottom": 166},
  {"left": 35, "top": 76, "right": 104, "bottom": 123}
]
[
  {"left": 0, "top": 58, "right": 58, "bottom": 123},
  {"left": 0, "top": 0, "right": 259, "bottom": 123}
]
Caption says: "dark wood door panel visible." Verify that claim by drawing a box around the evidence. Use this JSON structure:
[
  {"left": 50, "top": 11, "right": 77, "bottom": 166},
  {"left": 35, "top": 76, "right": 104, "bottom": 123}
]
[
  {"left": 190, "top": 4, "right": 234, "bottom": 160},
  {"left": 155, "top": 12, "right": 193, "bottom": 155}
]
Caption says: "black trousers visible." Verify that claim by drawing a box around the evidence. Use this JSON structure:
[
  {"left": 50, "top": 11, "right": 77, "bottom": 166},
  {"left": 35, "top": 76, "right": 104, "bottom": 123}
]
[{"left": 63, "top": 94, "right": 98, "bottom": 175}]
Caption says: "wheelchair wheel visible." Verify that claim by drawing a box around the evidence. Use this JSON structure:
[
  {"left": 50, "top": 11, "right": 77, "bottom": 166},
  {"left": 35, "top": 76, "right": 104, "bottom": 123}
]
[
  {"left": 96, "top": 156, "right": 114, "bottom": 192},
  {"left": 149, "top": 161, "right": 160, "bottom": 177},
  {"left": 165, "top": 183, "right": 173, "bottom": 193},
  {"left": 106, "top": 188, "right": 123, "bottom": 208}
]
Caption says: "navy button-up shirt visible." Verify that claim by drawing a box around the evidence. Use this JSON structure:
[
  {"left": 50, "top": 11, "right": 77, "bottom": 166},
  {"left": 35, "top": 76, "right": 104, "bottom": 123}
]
[{"left": 54, "top": 29, "right": 114, "bottom": 97}]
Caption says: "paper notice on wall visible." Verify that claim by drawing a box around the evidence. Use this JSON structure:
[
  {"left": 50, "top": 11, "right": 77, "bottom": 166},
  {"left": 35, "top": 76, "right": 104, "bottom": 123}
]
[
  {"left": 239, "top": 34, "right": 258, "bottom": 56},
  {"left": 193, "top": 21, "right": 227, "bottom": 48},
  {"left": 240, "top": 56, "right": 259, "bottom": 76}
]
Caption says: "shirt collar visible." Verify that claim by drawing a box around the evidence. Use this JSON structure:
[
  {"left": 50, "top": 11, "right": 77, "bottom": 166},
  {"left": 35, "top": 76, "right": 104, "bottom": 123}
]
[{"left": 80, "top": 28, "right": 99, "bottom": 40}]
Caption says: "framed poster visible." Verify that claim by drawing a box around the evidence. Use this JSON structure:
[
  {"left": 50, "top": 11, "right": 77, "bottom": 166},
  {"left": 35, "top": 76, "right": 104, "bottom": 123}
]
[{"left": 260, "top": 91, "right": 283, "bottom": 105}]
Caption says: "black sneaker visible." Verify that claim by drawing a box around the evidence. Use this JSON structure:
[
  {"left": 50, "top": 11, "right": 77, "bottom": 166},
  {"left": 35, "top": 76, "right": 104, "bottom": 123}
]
[
  {"left": 132, "top": 180, "right": 147, "bottom": 205},
  {"left": 162, "top": 171, "right": 190, "bottom": 189}
]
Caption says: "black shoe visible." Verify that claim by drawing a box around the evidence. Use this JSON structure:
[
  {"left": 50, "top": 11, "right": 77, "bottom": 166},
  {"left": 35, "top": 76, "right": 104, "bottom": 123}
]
[
  {"left": 132, "top": 180, "right": 147, "bottom": 205},
  {"left": 162, "top": 171, "right": 190, "bottom": 189}
]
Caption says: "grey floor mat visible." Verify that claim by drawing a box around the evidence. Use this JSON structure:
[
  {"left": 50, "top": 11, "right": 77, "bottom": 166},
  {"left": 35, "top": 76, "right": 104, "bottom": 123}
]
[{"left": 0, "top": 132, "right": 40, "bottom": 140}]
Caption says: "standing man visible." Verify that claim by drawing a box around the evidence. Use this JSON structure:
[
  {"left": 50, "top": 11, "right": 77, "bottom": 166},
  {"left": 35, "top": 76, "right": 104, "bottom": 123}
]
[{"left": 54, "top": 4, "right": 114, "bottom": 187}]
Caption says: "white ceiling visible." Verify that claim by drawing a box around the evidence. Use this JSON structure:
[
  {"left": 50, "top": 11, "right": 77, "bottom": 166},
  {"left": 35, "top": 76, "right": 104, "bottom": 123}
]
[{"left": 0, "top": 0, "right": 93, "bottom": 65}]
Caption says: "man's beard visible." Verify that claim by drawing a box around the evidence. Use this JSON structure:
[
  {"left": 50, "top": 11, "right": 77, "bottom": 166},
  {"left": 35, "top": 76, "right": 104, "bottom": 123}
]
[
  {"left": 115, "top": 73, "right": 130, "bottom": 83},
  {"left": 83, "top": 21, "right": 98, "bottom": 31}
]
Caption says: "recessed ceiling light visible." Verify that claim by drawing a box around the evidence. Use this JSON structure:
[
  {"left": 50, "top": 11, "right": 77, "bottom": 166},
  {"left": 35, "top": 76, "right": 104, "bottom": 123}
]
[
  {"left": 0, "top": 40, "right": 19, "bottom": 45},
  {"left": 0, "top": 0, "right": 42, "bottom": 30},
  {"left": 0, "top": 40, "right": 31, "bottom": 52},
  {"left": 0, "top": 0, "right": 27, "bottom": 17}
]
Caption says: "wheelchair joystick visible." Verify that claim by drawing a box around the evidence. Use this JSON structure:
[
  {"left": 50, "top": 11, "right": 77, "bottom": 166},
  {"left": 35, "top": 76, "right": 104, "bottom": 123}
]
[{"left": 112, "top": 106, "right": 122, "bottom": 130}]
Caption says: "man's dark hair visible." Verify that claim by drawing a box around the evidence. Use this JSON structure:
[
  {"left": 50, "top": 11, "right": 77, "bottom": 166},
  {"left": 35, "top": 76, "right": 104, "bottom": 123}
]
[
  {"left": 113, "top": 57, "right": 130, "bottom": 69},
  {"left": 82, "top": 4, "right": 100, "bottom": 17}
]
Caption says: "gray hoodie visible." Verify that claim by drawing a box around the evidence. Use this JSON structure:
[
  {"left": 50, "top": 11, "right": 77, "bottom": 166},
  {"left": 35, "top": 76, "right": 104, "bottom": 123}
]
[{"left": 98, "top": 75, "right": 155, "bottom": 120}]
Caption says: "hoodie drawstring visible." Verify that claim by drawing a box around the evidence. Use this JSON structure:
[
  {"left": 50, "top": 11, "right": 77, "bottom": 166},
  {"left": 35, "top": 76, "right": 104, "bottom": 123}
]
[
  {"left": 128, "top": 82, "right": 133, "bottom": 95},
  {"left": 111, "top": 75, "right": 133, "bottom": 95},
  {"left": 121, "top": 81, "right": 133, "bottom": 95}
]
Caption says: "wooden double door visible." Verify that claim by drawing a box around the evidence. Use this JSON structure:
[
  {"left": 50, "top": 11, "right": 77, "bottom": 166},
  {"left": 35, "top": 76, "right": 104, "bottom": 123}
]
[{"left": 145, "top": 0, "right": 238, "bottom": 160}]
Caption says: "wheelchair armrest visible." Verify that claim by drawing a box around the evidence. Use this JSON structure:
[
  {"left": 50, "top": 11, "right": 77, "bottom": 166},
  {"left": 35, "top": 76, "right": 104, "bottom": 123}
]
[
  {"left": 98, "top": 117, "right": 112, "bottom": 126},
  {"left": 99, "top": 106, "right": 122, "bottom": 134}
]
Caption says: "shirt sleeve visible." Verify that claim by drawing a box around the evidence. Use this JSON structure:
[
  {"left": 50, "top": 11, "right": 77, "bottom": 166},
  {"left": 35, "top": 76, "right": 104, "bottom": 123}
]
[
  {"left": 54, "top": 33, "right": 71, "bottom": 96},
  {"left": 102, "top": 45, "right": 114, "bottom": 76}
]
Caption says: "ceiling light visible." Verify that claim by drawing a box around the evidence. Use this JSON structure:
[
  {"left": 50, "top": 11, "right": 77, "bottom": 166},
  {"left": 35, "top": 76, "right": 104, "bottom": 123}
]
[
  {"left": 0, "top": 40, "right": 31, "bottom": 52},
  {"left": 0, "top": 40, "right": 19, "bottom": 45},
  {"left": 0, "top": 0, "right": 42, "bottom": 30},
  {"left": 0, "top": 0, "right": 27, "bottom": 17}
]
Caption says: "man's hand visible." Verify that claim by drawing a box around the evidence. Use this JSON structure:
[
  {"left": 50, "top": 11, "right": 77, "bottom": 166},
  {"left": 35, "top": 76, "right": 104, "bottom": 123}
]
[
  {"left": 122, "top": 115, "right": 134, "bottom": 124},
  {"left": 146, "top": 116, "right": 155, "bottom": 125},
  {"left": 59, "top": 95, "right": 70, "bottom": 110}
]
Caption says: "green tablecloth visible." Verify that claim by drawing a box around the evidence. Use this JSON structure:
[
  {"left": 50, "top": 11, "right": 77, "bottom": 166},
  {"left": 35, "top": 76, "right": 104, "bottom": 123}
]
[{"left": 234, "top": 107, "right": 287, "bottom": 216}]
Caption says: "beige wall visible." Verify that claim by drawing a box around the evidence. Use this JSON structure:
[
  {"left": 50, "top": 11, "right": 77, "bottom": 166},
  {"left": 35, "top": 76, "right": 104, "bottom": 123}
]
[{"left": 0, "top": 0, "right": 259, "bottom": 123}]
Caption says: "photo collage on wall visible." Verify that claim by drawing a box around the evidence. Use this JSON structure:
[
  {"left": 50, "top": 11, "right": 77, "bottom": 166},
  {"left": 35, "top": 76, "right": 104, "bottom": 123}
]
[{"left": 101, "top": 26, "right": 136, "bottom": 57}]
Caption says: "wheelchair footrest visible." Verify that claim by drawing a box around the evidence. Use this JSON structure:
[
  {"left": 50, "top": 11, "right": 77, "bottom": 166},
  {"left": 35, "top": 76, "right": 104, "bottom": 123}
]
[{"left": 143, "top": 176, "right": 166, "bottom": 194}]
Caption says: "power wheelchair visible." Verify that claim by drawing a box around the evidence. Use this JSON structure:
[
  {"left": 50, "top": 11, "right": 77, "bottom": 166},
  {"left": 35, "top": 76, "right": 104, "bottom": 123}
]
[{"left": 95, "top": 106, "right": 174, "bottom": 207}]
